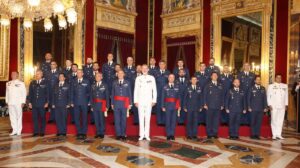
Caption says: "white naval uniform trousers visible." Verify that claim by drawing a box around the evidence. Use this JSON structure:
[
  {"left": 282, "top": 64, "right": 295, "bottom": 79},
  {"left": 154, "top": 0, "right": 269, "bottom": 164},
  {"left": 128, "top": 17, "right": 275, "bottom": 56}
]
[
  {"left": 5, "top": 79, "right": 27, "bottom": 135},
  {"left": 134, "top": 74, "right": 157, "bottom": 138},
  {"left": 267, "top": 83, "right": 288, "bottom": 137}
]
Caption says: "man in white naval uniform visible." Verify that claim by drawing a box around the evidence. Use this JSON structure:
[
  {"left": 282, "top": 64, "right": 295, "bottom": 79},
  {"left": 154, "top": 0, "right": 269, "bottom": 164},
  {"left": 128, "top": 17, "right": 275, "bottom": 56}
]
[
  {"left": 134, "top": 64, "right": 157, "bottom": 141},
  {"left": 267, "top": 74, "right": 288, "bottom": 140},
  {"left": 5, "top": 72, "right": 27, "bottom": 136}
]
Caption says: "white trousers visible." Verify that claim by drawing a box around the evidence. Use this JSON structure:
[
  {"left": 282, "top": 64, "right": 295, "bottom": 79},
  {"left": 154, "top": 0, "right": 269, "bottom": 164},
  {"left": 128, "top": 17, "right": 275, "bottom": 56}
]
[
  {"left": 138, "top": 104, "right": 152, "bottom": 138},
  {"left": 8, "top": 105, "right": 23, "bottom": 134},
  {"left": 271, "top": 108, "right": 285, "bottom": 137}
]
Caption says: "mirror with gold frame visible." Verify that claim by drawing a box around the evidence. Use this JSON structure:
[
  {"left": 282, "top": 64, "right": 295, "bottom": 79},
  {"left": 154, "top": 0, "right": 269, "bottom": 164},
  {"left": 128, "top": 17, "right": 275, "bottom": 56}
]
[
  {"left": 211, "top": 0, "right": 273, "bottom": 87},
  {"left": 221, "top": 12, "right": 262, "bottom": 75}
]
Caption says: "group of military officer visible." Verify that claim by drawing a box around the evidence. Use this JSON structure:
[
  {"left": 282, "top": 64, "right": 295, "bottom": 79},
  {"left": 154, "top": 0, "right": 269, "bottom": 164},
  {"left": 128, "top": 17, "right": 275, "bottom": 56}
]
[{"left": 25, "top": 52, "right": 288, "bottom": 141}]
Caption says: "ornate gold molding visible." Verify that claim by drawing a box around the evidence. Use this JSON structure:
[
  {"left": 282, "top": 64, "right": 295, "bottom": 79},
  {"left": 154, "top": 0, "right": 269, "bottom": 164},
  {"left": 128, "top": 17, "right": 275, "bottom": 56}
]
[
  {"left": 74, "top": 2, "right": 85, "bottom": 68},
  {"left": 0, "top": 23, "right": 10, "bottom": 81},
  {"left": 23, "top": 28, "right": 33, "bottom": 86},
  {"left": 211, "top": 0, "right": 273, "bottom": 86},
  {"left": 95, "top": 3, "right": 137, "bottom": 34},
  {"left": 161, "top": 5, "right": 203, "bottom": 69}
]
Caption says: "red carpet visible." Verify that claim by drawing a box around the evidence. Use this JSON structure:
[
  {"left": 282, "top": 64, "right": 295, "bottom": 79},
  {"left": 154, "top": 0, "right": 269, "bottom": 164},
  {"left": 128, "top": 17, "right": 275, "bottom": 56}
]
[{"left": 22, "top": 112, "right": 272, "bottom": 138}]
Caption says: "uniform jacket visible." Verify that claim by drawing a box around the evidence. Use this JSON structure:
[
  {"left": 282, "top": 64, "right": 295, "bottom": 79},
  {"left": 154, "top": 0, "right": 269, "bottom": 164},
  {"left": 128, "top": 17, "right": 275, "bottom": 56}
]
[
  {"left": 247, "top": 85, "right": 268, "bottom": 111},
  {"left": 5, "top": 79, "right": 27, "bottom": 105},
  {"left": 28, "top": 79, "right": 49, "bottom": 107}
]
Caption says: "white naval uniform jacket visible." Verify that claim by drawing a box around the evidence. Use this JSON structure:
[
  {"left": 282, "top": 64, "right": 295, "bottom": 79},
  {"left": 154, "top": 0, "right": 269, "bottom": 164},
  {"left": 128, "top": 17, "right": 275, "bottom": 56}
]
[
  {"left": 5, "top": 79, "right": 27, "bottom": 105},
  {"left": 134, "top": 74, "right": 157, "bottom": 105},
  {"left": 267, "top": 83, "right": 288, "bottom": 109}
]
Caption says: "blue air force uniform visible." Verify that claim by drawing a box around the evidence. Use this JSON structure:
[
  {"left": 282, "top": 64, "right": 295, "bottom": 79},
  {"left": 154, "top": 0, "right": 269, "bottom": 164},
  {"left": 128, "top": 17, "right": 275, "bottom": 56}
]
[
  {"left": 52, "top": 82, "right": 72, "bottom": 135},
  {"left": 247, "top": 85, "right": 268, "bottom": 137},
  {"left": 45, "top": 69, "right": 60, "bottom": 122},
  {"left": 173, "top": 67, "right": 190, "bottom": 80},
  {"left": 111, "top": 80, "right": 132, "bottom": 137},
  {"left": 91, "top": 81, "right": 110, "bottom": 136},
  {"left": 63, "top": 67, "right": 72, "bottom": 83},
  {"left": 176, "top": 77, "right": 189, "bottom": 124},
  {"left": 149, "top": 66, "right": 159, "bottom": 76},
  {"left": 28, "top": 79, "right": 49, "bottom": 135},
  {"left": 237, "top": 71, "right": 255, "bottom": 125},
  {"left": 40, "top": 61, "right": 51, "bottom": 75},
  {"left": 219, "top": 73, "right": 234, "bottom": 124},
  {"left": 194, "top": 71, "right": 210, "bottom": 124},
  {"left": 124, "top": 66, "right": 137, "bottom": 124},
  {"left": 205, "top": 65, "right": 220, "bottom": 76},
  {"left": 183, "top": 84, "right": 203, "bottom": 137},
  {"left": 154, "top": 69, "right": 170, "bottom": 125},
  {"left": 203, "top": 81, "right": 224, "bottom": 137},
  {"left": 225, "top": 88, "right": 247, "bottom": 137},
  {"left": 161, "top": 83, "right": 181, "bottom": 137},
  {"left": 102, "top": 62, "right": 116, "bottom": 95},
  {"left": 71, "top": 78, "right": 91, "bottom": 135},
  {"left": 68, "top": 72, "right": 78, "bottom": 123},
  {"left": 83, "top": 64, "right": 94, "bottom": 83}
]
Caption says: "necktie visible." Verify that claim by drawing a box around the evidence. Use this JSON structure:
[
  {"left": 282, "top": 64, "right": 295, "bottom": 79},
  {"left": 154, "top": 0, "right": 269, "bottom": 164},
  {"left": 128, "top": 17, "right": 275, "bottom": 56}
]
[
  {"left": 119, "top": 81, "right": 122, "bottom": 86},
  {"left": 170, "top": 84, "right": 174, "bottom": 89},
  {"left": 161, "top": 70, "right": 164, "bottom": 75},
  {"left": 193, "top": 86, "right": 196, "bottom": 91},
  {"left": 59, "top": 83, "right": 63, "bottom": 87},
  {"left": 37, "top": 80, "right": 40, "bottom": 85},
  {"left": 79, "top": 80, "right": 82, "bottom": 84}
]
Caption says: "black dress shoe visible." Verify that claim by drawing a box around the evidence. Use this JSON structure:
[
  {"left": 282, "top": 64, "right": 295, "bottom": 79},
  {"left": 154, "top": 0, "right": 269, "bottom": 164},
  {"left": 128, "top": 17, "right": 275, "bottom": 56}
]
[
  {"left": 167, "top": 136, "right": 171, "bottom": 140},
  {"left": 235, "top": 136, "right": 239, "bottom": 140},
  {"left": 62, "top": 134, "right": 67, "bottom": 137},
  {"left": 94, "top": 135, "right": 100, "bottom": 139},
  {"left": 116, "top": 136, "right": 121, "bottom": 140},
  {"left": 99, "top": 135, "right": 104, "bottom": 139},
  {"left": 250, "top": 136, "right": 256, "bottom": 139},
  {"left": 207, "top": 136, "right": 212, "bottom": 139},
  {"left": 192, "top": 136, "right": 198, "bottom": 140},
  {"left": 82, "top": 134, "right": 87, "bottom": 139},
  {"left": 33, "top": 133, "right": 39, "bottom": 137},
  {"left": 187, "top": 136, "right": 192, "bottom": 140},
  {"left": 214, "top": 136, "right": 218, "bottom": 139},
  {"left": 255, "top": 136, "right": 261, "bottom": 140},
  {"left": 56, "top": 134, "right": 61, "bottom": 137},
  {"left": 40, "top": 133, "right": 45, "bottom": 137},
  {"left": 171, "top": 136, "right": 175, "bottom": 140},
  {"left": 229, "top": 136, "right": 234, "bottom": 140}
]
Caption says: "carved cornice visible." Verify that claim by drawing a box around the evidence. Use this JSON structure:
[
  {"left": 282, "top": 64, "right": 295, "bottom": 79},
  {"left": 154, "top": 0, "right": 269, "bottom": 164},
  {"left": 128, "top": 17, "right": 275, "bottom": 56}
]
[
  {"left": 95, "top": 3, "right": 137, "bottom": 34},
  {"left": 211, "top": 0, "right": 272, "bottom": 17},
  {"left": 161, "top": 8, "right": 201, "bottom": 35}
]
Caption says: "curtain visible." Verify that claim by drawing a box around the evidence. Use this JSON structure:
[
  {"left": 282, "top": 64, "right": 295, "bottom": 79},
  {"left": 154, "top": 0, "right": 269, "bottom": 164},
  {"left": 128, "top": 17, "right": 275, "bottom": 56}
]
[
  {"left": 97, "top": 28, "right": 134, "bottom": 68},
  {"left": 166, "top": 36, "right": 196, "bottom": 74}
]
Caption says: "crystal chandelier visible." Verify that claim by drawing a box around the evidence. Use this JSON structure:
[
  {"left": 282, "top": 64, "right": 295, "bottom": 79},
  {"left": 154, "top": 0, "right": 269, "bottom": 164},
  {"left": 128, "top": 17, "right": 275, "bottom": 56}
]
[{"left": 0, "top": 0, "right": 85, "bottom": 31}]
